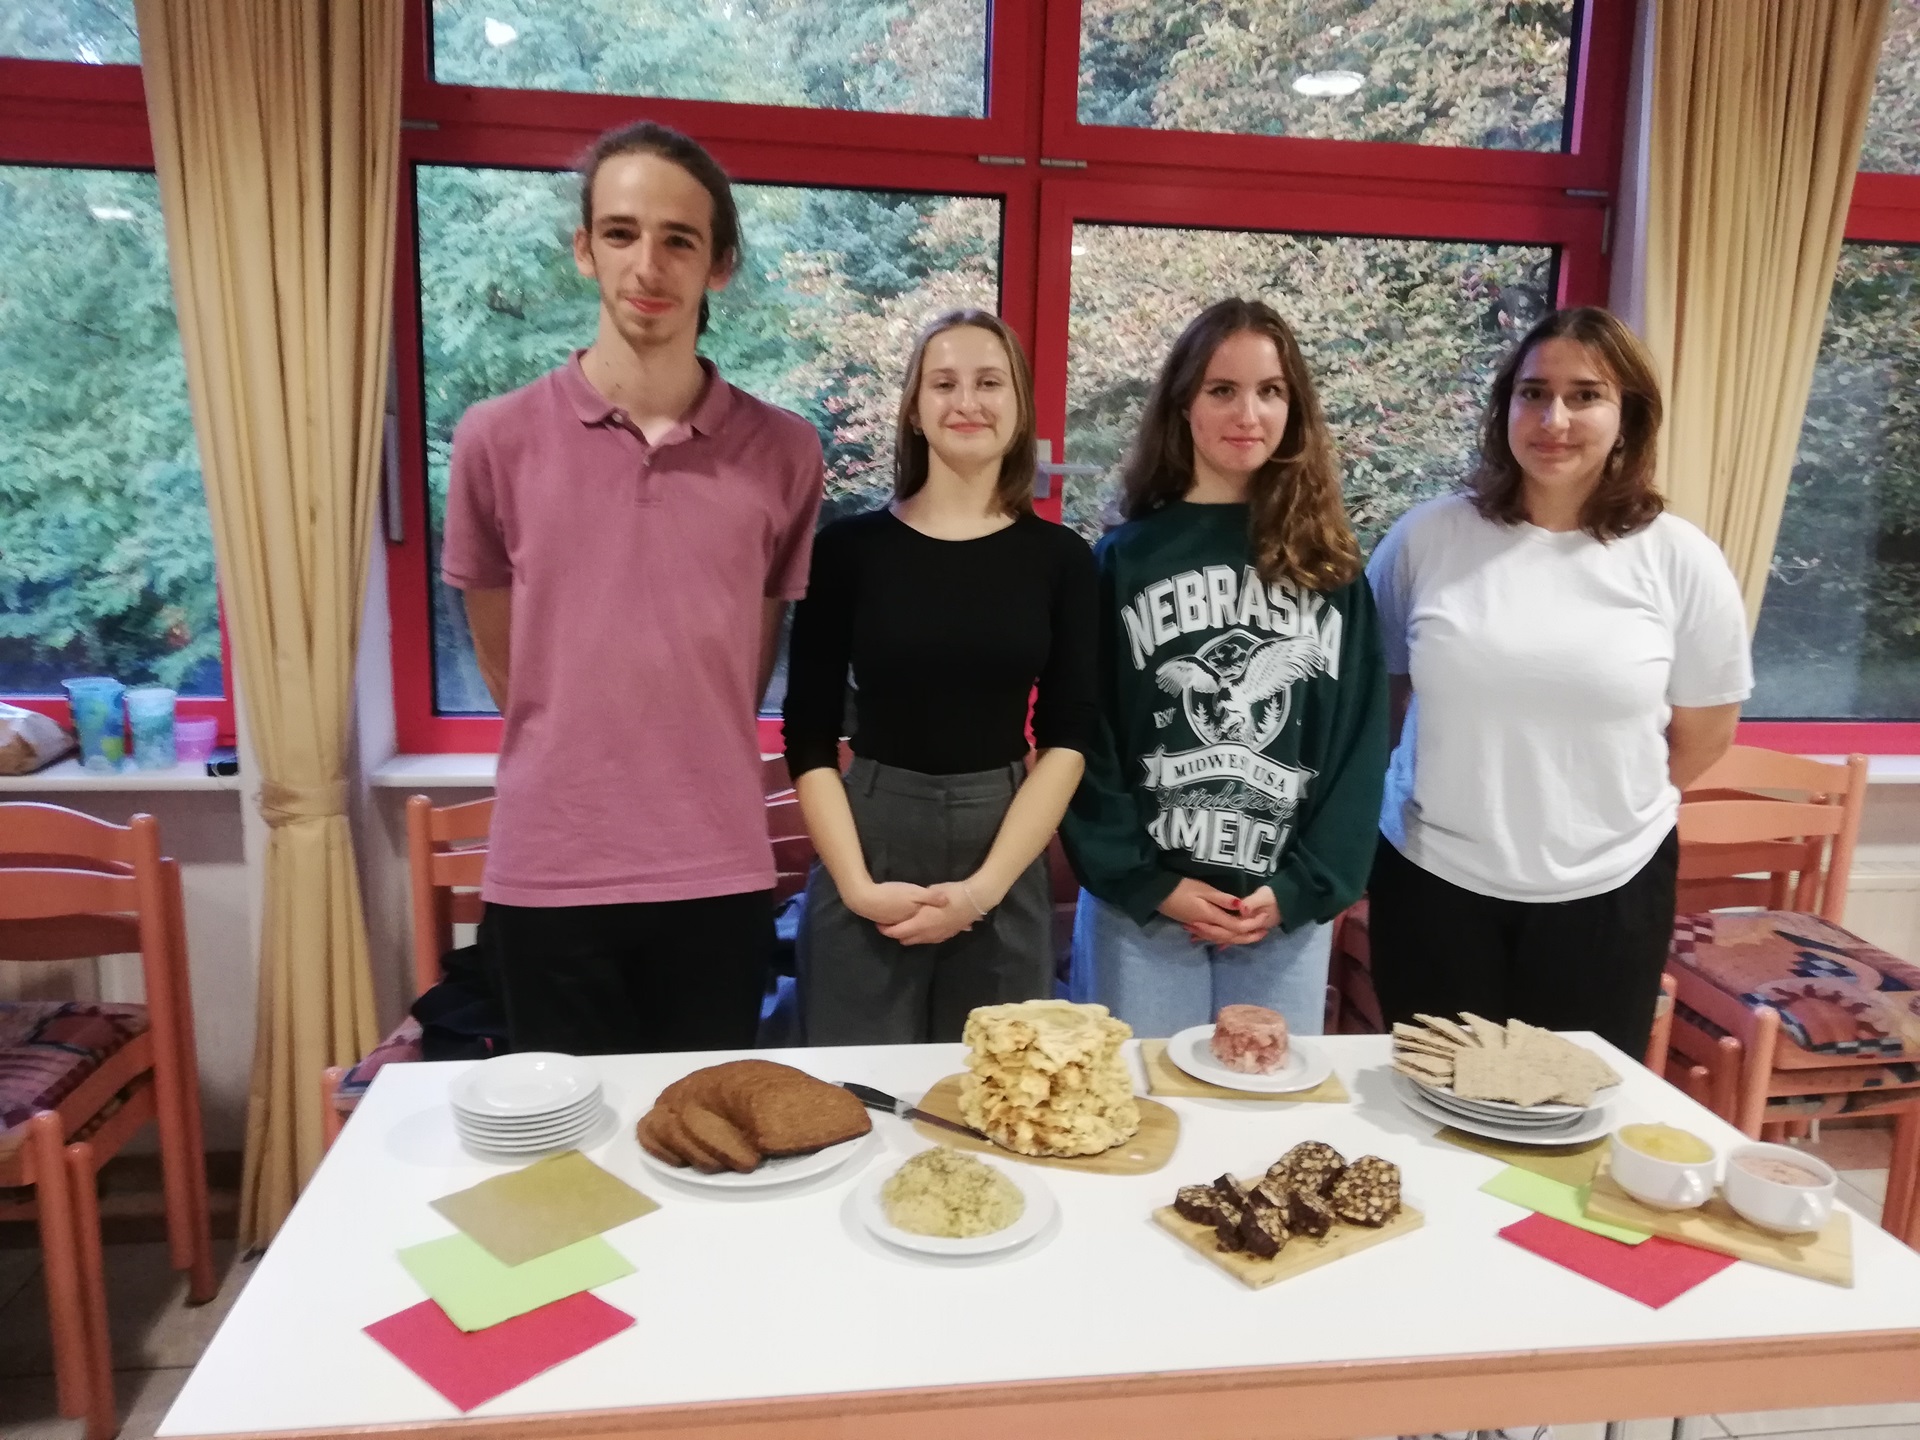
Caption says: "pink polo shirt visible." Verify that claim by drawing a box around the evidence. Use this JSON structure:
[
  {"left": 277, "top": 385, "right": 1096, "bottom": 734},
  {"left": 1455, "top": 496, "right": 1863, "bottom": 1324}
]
[{"left": 441, "top": 353, "right": 823, "bottom": 906}]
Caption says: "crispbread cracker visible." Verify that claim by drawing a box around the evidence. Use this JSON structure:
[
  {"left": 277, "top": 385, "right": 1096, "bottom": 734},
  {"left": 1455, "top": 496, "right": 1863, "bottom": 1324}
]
[
  {"left": 1451, "top": 1045, "right": 1561, "bottom": 1107},
  {"left": 1506, "top": 1020, "right": 1620, "bottom": 1104},
  {"left": 1392, "top": 1022, "right": 1459, "bottom": 1053},
  {"left": 1413, "top": 1014, "right": 1478, "bottom": 1047},
  {"left": 1404, "top": 1012, "right": 1619, "bottom": 1111},
  {"left": 1460, "top": 1012, "right": 1509, "bottom": 1050}
]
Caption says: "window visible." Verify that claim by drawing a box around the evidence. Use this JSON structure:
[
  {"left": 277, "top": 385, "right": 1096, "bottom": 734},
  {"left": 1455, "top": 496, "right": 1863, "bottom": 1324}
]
[
  {"left": 387, "top": 0, "right": 1631, "bottom": 751},
  {"left": 1859, "top": 0, "right": 1919, "bottom": 175},
  {"left": 0, "top": 0, "right": 139, "bottom": 64},
  {"left": 1748, "top": 247, "right": 1920, "bottom": 720},
  {"left": 1743, "top": 5, "right": 1920, "bottom": 743},
  {"left": 0, "top": 165, "right": 223, "bottom": 699},
  {"left": 412, "top": 166, "right": 1002, "bottom": 717},
  {"left": 1061, "top": 223, "right": 1557, "bottom": 545},
  {"left": 1076, "top": 0, "right": 1578, "bottom": 151},
  {"left": 429, "top": 0, "right": 990, "bottom": 118}
]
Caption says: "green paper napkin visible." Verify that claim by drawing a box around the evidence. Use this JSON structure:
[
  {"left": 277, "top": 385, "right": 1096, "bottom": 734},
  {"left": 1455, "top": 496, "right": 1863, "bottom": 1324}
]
[
  {"left": 431, "top": 1151, "right": 659, "bottom": 1266},
  {"left": 398, "top": 1231, "right": 635, "bottom": 1332},
  {"left": 1481, "top": 1165, "right": 1651, "bottom": 1245}
]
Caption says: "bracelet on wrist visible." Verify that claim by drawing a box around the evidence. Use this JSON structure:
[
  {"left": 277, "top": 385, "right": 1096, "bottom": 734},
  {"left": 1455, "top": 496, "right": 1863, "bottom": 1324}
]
[{"left": 960, "top": 880, "right": 990, "bottom": 918}]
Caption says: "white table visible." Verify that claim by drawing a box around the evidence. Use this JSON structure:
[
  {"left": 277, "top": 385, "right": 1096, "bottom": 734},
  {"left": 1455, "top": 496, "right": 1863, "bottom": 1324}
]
[{"left": 160, "top": 1036, "right": 1920, "bottom": 1440}]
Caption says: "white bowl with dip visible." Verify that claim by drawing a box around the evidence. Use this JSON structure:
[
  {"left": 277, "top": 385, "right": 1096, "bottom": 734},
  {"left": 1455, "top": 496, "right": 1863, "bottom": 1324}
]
[
  {"left": 1722, "top": 1143, "right": 1838, "bottom": 1235},
  {"left": 1609, "top": 1124, "right": 1717, "bottom": 1211}
]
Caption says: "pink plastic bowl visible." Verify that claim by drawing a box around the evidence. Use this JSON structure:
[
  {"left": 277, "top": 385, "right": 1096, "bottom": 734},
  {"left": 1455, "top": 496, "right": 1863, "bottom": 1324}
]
[{"left": 175, "top": 716, "right": 219, "bottom": 764}]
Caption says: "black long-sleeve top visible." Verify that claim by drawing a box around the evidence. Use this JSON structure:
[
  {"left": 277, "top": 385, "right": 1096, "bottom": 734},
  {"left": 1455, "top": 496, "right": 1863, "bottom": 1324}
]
[{"left": 781, "top": 508, "right": 1100, "bottom": 778}]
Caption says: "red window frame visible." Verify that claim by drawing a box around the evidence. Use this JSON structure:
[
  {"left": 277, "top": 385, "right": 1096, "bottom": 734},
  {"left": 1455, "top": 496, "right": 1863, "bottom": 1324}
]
[
  {"left": 0, "top": 57, "right": 238, "bottom": 744},
  {"left": 1738, "top": 162, "right": 1920, "bottom": 756},
  {"left": 1040, "top": 0, "right": 1634, "bottom": 192},
  {"left": 386, "top": 0, "right": 1048, "bottom": 753},
  {"left": 1029, "top": 181, "right": 1610, "bottom": 455},
  {"left": 386, "top": 0, "right": 1636, "bottom": 756}
]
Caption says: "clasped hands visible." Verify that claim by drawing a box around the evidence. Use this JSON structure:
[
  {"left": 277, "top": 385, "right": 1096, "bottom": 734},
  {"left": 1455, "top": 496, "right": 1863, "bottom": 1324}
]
[
  {"left": 1157, "top": 876, "right": 1279, "bottom": 946},
  {"left": 848, "top": 877, "right": 999, "bottom": 946}
]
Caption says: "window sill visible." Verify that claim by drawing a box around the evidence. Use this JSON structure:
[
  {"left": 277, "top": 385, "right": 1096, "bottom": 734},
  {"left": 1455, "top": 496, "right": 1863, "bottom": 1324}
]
[
  {"left": 369, "top": 749, "right": 790, "bottom": 790},
  {"left": 1825, "top": 755, "right": 1920, "bottom": 785},
  {"left": 368, "top": 752, "right": 1920, "bottom": 792},
  {"left": 0, "top": 758, "right": 241, "bottom": 792},
  {"left": 369, "top": 753, "right": 497, "bottom": 788}
]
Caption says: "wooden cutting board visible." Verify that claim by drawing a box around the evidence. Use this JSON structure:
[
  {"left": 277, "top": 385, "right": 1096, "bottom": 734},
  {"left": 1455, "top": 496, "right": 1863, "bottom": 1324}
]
[
  {"left": 1582, "top": 1155, "right": 1852, "bottom": 1287},
  {"left": 1154, "top": 1193, "right": 1424, "bottom": 1289},
  {"left": 909, "top": 1073, "right": 1178, "bottom": 1175},
  {"left": 1139, "top": 1039, "right": 1350, "bottom": 1103}
]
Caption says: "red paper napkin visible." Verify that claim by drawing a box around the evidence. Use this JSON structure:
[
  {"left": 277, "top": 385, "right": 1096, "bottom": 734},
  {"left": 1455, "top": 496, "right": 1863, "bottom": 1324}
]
[
  {"left": 1499, "top": 1212, "right": 1735, "bottom": 1308},
  {"left": 365, "top": 1292, "right": 633, "bottom": 1411}
]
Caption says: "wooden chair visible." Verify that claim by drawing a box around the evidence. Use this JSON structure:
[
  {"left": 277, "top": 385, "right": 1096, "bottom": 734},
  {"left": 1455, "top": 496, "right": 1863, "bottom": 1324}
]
[
  {"left": 1325, "top": 899, "right": 1384, "bottom": 1035},
  {"left": 1665, "top": 746, "right": 1920, "bottom": 1245},
  {"left": 1675, "top": 746, "right": 1865, "bottom": 920},
  {"left": 0, "top": 802, "right": 216, "bottom": 1440},
  {"left": 323, "top": 765, "right": 823, "bottom": 1149},
  {"left": 320, "top": 795, "right": 491, "bottom": 1150}
]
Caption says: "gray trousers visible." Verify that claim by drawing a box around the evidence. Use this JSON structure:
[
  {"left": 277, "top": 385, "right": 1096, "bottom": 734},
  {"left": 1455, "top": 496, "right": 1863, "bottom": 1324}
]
[{"left": 797, "top": 756, "right": 1053, "bottom": 1045}]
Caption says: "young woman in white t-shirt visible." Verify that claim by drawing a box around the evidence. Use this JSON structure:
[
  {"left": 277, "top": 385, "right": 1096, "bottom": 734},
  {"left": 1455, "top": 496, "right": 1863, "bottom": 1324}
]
[{"left": 1365, "top": 306, "right": 1752, "bottom": 1056}]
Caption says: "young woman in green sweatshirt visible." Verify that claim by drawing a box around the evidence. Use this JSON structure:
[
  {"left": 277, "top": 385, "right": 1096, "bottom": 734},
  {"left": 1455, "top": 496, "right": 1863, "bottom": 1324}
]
[{"left": 1061, "top": 298, "right": 1388, "bottom": 1040}]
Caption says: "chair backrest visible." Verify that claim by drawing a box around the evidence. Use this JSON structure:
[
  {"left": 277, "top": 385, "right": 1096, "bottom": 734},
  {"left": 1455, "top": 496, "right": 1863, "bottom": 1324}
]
[
  {"left": 766, "top": 789, "right": 812, "bottom": 903},
  {"left": 405, "top": 794, "right": 493, "bottom": 999},
  {"left": 0, "top": 803, "right": 194, "bottom": 1105},
  {"left": 762, "top": 744, "right": 851, "bottom": 905},
  {"left": 1664, "top": 963, "right": 1782, "bottom": 1137},
  {"left": 0, "top": 803, "right": 166, "bottom": 963},
  {"left": 1675, "top": 746, "right": 1866, "bottom": 923}
]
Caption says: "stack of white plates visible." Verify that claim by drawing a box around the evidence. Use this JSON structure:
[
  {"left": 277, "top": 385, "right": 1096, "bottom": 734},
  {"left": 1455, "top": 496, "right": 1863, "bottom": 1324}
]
[
  {"left": 1391, "top": 1071, "right": 1614, "bottom": 1147},
  {"left": 1415, "top": 1081, "right": 1595, "bottom": 1129},
  {"left": 451, "top": 1053, "right": 603, "bottom": 1155}
]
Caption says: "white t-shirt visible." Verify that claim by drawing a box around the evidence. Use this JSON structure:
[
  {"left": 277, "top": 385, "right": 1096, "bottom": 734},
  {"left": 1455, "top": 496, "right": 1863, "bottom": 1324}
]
[{"left": 1368, "top": 494, "right": 1752, "bottom": 902}]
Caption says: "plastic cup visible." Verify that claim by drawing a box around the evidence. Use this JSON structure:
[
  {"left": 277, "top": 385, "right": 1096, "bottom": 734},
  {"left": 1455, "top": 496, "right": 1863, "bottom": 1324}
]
[
  {"left": 62, "top": 676, "right": 127, "bottom": 772},
  {"left": 127, "top": 686, "right": 178, "bottom": 770},
  {"left": 175, "top": 715, "right": 219, "bottom": 765}
]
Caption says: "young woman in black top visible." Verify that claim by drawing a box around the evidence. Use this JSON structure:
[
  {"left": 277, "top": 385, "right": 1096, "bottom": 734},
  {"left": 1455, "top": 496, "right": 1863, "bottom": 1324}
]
[{"left": 782, "top": 309, "right": 1099, "bottom": 1044}]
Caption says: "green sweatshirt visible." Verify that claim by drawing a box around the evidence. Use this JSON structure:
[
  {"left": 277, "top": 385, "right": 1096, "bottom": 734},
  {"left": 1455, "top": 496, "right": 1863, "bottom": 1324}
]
[{"left": 1061, "top": 501, "right": 1389, "bottom": 930}]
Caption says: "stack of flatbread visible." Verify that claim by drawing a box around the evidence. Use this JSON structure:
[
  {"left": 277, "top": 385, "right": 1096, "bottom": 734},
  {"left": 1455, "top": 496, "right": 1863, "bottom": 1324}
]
[{"left": 1391, "top": 1013, "right": 1620, "bottom": 1109}]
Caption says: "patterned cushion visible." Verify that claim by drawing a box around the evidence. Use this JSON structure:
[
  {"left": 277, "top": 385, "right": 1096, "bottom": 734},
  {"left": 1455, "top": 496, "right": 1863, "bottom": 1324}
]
[
  {"left": 331, "top": 1017, "right": 423, "bottom": 1116},
  {"left": 1671, "top": 910, "right": 1920, "bottom": 1070},
  {"left": 0, "top": 1001, "right": 149, "bottom": 1159}
]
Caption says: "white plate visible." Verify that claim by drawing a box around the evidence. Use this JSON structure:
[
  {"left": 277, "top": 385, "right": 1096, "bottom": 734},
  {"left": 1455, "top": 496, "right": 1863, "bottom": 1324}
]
[
  {"left": 1391, "top": 1072, "right": 1612, "bottom": 1147},
  {"left": 1416, "top": 1087, "right": 1592, "bottom": 1127},
  {"left": 451, "top": 1053, "right": 600, "bottom": 1120},
  {"left": 457, "top": 1108, "right": 602, "bottom": 1144},
  {"left": 854, "top": 1153, "right": 1056, "bottom": 1257},
  {"left": 457, "top": 1104, "right": 613, "bottom": 1158},
  {"left": 454, "top": 1092, "right": 602, "bottom": 1135},
  {"left": 634, "top": 1126, "right": 877, "bottom": 1190},
  {"left": 1166, "top": 1025, "right": 1333, "bottom": 1095},
  {"left": 1410, "top": 1074, "right": 1610, "bottom": 1123}
]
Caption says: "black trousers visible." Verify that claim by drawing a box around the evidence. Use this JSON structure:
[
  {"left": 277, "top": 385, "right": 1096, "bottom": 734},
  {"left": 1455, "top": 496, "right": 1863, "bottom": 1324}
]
[
  {"left": 1367, "top": 830, "right": 1678, "bottom": 1060},
  {"left": 479, "top": 891, "right": 773, "bottom": 1056}
]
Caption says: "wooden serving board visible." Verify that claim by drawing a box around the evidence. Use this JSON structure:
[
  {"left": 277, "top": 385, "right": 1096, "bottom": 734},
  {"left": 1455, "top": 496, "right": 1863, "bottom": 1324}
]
[
  {"left": 1139, "top": 1039, "right": 1351, "bottom": 1103},
  {"left": 1583, "top": 1155, "right": 1852, "bottom": 1287},
  {"left": 909, "top": 1073, "right": 1178, "bottom": 1175},
  {"left": 1154, "top": 1193, "right": 1425, "bottom": 1289}
]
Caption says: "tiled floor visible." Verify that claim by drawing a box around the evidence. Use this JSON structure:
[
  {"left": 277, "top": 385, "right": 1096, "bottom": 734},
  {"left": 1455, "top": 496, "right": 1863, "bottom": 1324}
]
[{"left": 0, "top": 1128, "right": 1912, "bottom": 1440}]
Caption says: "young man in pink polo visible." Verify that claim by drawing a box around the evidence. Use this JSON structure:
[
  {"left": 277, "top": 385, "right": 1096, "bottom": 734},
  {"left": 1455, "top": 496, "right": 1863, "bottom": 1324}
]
[{"left": 440, "top": 122, "right": 824, "bottom": 1054}]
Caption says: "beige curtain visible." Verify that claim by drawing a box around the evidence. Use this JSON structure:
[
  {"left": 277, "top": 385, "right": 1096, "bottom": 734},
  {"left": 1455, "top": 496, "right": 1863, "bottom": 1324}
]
[
  {"left": 136, "top": 0, "right": 401, "bottom": 1243},
  {"left": 1644, "top": 0, "right": 1887, "bottom": 620}
]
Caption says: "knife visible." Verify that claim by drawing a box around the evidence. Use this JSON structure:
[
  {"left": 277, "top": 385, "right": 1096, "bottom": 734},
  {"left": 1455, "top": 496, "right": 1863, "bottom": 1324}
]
[{"left": 839, "top": 1081, "right": 991, "bottom": 1143}]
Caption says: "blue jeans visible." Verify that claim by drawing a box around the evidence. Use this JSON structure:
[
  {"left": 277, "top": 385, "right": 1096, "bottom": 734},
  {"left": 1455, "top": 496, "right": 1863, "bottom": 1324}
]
[{"left": 1069, "top": 889, "right": 1332, "bottom": 1040}]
